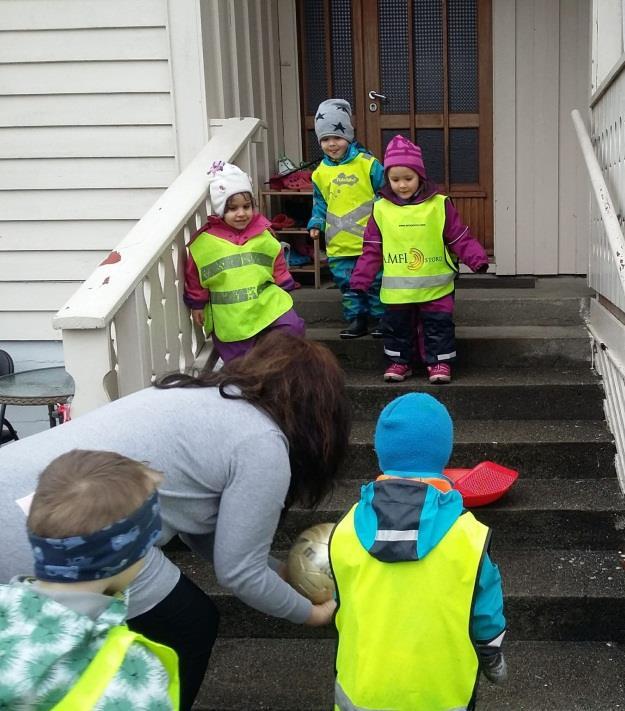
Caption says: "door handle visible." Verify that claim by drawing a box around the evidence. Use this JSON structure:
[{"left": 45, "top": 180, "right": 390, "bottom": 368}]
[{"left": 368, "top": 90, "right": 388, "bottom": 102}]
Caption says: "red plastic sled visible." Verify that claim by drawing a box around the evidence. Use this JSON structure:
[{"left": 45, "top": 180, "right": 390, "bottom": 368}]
[{"left": 444, "top": 461, "right": 519, "bottom": 507}]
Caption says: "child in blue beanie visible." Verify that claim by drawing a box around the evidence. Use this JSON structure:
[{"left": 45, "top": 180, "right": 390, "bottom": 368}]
[{"left": 329, "top": 393, "right": 507, "bottom": 711}]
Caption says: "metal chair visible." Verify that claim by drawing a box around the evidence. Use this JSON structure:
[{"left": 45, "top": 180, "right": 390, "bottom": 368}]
[{"left": 0, "top": 350, "right": 19, "bottom": 445}]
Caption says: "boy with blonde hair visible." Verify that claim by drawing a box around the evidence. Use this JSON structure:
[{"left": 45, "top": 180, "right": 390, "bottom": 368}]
[{"left": 0, "top": 449, "right": 179, "bottom": 710}]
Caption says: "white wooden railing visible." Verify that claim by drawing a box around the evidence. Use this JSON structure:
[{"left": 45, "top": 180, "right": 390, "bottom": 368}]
[
  {"left": 572, "top": 74, "right": 625, "bottom": 486},
  {"left": 53, "top": 117, "right": 266, "bottom": 417}
]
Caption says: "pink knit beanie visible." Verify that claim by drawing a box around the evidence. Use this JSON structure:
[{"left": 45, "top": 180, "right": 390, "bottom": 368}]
[{"left": 384, "top": 135, "right": 426, "bottom": 179}]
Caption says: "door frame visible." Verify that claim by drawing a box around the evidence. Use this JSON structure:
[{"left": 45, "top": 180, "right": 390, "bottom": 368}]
[{"left": 295, "top": 0, "right": 494, "bottom": 254}]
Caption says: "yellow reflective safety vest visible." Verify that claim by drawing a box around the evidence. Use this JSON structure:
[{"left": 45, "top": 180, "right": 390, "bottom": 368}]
[
  {"left": 330, "top": 505, "right": 488, "bottom": 711},
  {"left": 312, "top": 153, "right": 376, "bottom": 258},
  {"left": 52, "top": 625, "right": 179, "bottom": 710},
  {"left": 375, "top": 194, "right": 459, "bottom": 304},
  {"left": 189, "top": 228, "right": 293, "bottom": 342}
]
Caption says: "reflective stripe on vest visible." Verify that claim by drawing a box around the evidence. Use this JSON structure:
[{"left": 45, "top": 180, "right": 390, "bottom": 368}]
[
  {"left": 334, "top": 681, "right": 468, "bottom": 711},
  {"left": 52, "top": 625, "right": 179, "bottom": 710},
  {"left": 330, "top": 505, "right": 488, "bottom": 711},
  {"left": 375, "top": 194, "right": 458, "bottom": 304},
  {"left": 189, "top": 228, "right": 293, "bottom": 342},
  {"left": 312, "top": 153, "right": 375, "bottom": 257}
]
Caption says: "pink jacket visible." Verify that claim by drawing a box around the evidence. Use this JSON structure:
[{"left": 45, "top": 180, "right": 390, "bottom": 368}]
[
  {"left": 184, "top": 213, "right": 296, "bottom": 309},
  {"left": 350, "top": 182, "right": 489, "bottom": 293}
]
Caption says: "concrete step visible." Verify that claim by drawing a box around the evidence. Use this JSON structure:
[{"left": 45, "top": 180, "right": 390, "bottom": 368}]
[
  {"left": 195, "top": 639, "right": 625, "bottom": 710},
  {"left": 166, "top": 546, "right": 625, "bottom": 642},
  {"left": 294, "top": 280, "right": 591, "bottom": 327},
  {"left": 309, "top": 326, "right": 591, "bottom": 368},
  {"left": 274, "top": 479, "right": 625, "bottom": 550},
  {"left": 345, "top": 368, "right": 604, "bottom": 420},
  {"left": 343, "top": 420, "right": 615, "bottom": 479}
]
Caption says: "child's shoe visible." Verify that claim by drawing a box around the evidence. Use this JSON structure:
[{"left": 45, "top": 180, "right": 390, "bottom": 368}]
[
  {"left": 384, "top": 363, "right": 412, "bottom": 382},
  {"left": 427, "top": 363, "right": 451, "bottom": 383},
  {"left": 370, "top": 320, "right": 385, "bottom": 338},
  {"left": 340, "top": 314, "right": 368, "bottom": 339}
]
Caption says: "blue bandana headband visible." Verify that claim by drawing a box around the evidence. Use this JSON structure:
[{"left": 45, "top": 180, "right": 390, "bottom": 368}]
[{"left": 28, "top": 492, "right": 162, "bottom": 582}]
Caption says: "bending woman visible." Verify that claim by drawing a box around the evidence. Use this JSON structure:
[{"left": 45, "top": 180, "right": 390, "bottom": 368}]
[{"left": 0, "top": 331, "right": 351, "bottom": 710}]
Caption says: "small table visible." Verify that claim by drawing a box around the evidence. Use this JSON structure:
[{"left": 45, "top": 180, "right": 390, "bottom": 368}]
[{"left": 0, "top": 367, "right": 75, "bottom": 428}]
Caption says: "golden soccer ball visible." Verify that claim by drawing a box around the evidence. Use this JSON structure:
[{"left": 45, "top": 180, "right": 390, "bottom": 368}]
[{"left": 286, "top": 522, "right": 336, "bottom": 604}]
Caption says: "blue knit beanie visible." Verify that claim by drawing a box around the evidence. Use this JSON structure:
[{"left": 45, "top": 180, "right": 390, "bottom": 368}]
[{"left": 374, "top": 393, "right": 453, "bottom": 478}]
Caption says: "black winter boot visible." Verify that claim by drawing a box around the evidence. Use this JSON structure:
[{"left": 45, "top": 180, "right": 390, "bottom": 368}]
[
  {"left": 340, "top": 314, "right": 368, "bottom": 339},
  {"left": 369, "top": 319, "right": 385, "bottom": 338}
]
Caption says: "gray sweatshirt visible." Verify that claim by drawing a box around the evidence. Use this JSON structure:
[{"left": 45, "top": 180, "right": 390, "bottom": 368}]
[{"left": 0, "top": 385, "right": 312, "bottom": 623}]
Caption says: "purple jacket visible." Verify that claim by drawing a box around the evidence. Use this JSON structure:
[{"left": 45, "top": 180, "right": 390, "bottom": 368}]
[{"left": 350, "top": 181, "right": 488, "bottom": 292}]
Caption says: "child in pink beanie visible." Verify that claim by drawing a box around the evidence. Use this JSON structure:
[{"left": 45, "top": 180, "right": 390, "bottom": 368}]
[{"left": 350, "top": 135, "right": 488, "bottom": 383}]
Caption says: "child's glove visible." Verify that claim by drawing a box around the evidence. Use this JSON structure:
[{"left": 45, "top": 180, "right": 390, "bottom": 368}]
[{"left": 479, "top": 647, "right": 508, "bottom": 685}]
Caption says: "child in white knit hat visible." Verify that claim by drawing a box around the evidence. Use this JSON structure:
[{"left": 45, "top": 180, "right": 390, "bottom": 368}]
[
  {"left": 307, "top": 99, "right": 385, "bottom": 339},
  {"left": 184, "top": 161, "right": 304, "bottom": 362}
]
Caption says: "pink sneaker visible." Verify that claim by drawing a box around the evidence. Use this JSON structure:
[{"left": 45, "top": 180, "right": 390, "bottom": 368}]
[
  {"left": 427, "top": 363, "right": 452, "bottom": 383},
  {"left": 384, "top": 363, "right": 413, "bottom": 382}
]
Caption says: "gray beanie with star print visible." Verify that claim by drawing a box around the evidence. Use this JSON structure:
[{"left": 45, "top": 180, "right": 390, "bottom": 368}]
[{"left": 314, "top": 99, "right": 354, "bottom": 143}]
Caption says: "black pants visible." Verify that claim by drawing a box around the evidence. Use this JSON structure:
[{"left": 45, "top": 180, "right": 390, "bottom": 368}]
[
  {"left": 127, "top": 572, "right": 220, "bottom": 710},
  {"left": 382, "top": 304, "right": 456, "bottom": 365}
]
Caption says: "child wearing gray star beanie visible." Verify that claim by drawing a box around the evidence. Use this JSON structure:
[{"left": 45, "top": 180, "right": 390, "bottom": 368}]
[
  {"left": 308, "top": 99, "right": 385, "bottom": 340},
  {"left": 314, "top": 99, "right": 355, "bottom": 143}
]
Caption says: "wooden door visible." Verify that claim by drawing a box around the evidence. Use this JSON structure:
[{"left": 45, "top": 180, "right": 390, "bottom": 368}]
[{"left": 298, "top": 0, "right": 493, "bottom": 254}]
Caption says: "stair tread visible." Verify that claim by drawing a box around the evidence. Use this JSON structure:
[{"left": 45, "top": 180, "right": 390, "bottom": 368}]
[
  {"left": 346, "top": 366, "right": 598, "bottom": 387},
  {"left": 308, "top": 478, "right": 625, "bottom": 513},
  {"left": 293, "top": 276, "right": 593, "bottom": 303},
  {"left": 309, "top": 325, "right": 588, "bottom": 339},
  {"left": 350, "top": 419, "right": 613, "bottom": 444},
  {"left": 167, "top": 547, "right": 625, "bottom": 599},
  {"left": 195, "top": 639, "right": 625, "bottom": 710}
]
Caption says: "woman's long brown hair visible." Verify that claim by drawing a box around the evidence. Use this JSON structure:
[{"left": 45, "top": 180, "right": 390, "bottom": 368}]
[{"left": 155, "top": 331, "right": 351, "bottom": 508}]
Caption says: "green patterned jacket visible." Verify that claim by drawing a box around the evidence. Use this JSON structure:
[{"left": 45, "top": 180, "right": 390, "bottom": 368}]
[{"left": 0, "top": 581, "right": 173, "bottom": 710}]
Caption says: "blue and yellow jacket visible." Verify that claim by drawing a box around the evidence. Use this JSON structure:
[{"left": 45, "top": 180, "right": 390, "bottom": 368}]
[
  {"left": 329, "top": 475, "right": 506, "bottom": 711},
  {"left": 307, "top": 141, "right": 385, "bottom": 236}
]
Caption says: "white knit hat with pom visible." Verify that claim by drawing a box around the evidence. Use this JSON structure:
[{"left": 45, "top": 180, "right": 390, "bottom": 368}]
[{"left": 207, "top": 161, "right": 253, "bottom": 217}]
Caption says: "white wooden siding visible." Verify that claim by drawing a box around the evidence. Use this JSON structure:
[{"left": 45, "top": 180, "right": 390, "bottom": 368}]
[
  {"left": 0, "top": 127, "right": 175, "bottom": 159},
  {"left": 493, "top": 0, "right": 590, "bottom": 274},
  {"left": 0, "top": 221, "right": 137, "bottom": 251},
  {"left": 0, "top": 0, "right": 176, "bottom": 340}
]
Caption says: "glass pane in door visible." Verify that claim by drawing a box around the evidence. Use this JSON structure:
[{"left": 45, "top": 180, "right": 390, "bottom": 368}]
[
  {"left": 448, "top": 0, "right": 478, "bottom": 112},
  {"left": 413, "top": 0, "right": 444, "bottom": 113},
  {"left": 450, "top": 128, "right": 479, "bottom": 183},
  {"left": 303, "top": 0, "right": 328, "bottom": 113},
  {"left": 331, "top": 0, "right": 355, "bottom": 108},
  {"left": 379, "top": 0, "right": 409, "bottom": 113},
  {"left": 416, "top": 129, "right": 445, "bottom": 185}
]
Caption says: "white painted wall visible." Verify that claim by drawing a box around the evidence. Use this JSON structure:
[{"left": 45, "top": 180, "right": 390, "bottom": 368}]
[
  {"left": 0, "top": 0, "right": 184, "bottom": 342},
  {"left": 479, "top": 0, "right": 590, "bottom": 274},
  {"left": 0, "top": 0, "right": 211, "bottom": 435}
]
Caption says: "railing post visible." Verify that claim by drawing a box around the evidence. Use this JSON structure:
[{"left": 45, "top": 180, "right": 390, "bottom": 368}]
[
  {"left": 62, "top": 328, "right": 115, "bottom": 417},
  {"left": 115, "top": 288, "right": 153, "bottom": 397}
]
